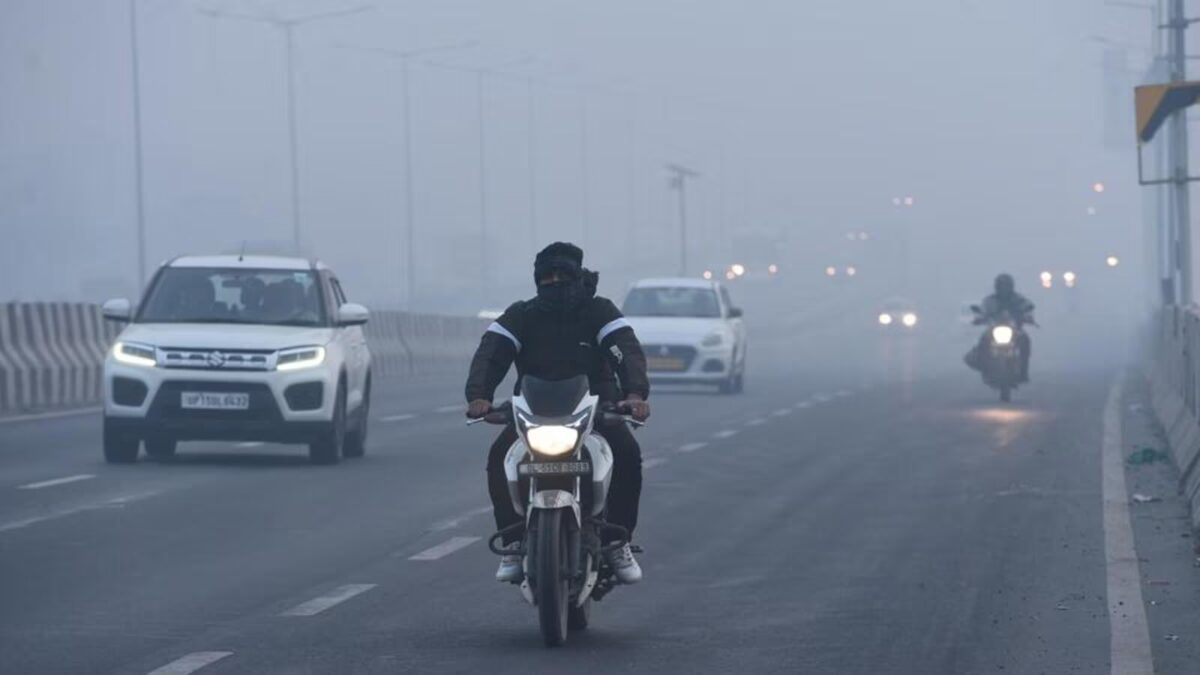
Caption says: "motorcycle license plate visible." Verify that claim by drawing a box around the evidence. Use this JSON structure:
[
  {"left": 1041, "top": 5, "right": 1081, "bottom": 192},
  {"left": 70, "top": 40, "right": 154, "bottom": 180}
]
[{"left": 519, "top": 461, "right": 591, "bottom": 477}]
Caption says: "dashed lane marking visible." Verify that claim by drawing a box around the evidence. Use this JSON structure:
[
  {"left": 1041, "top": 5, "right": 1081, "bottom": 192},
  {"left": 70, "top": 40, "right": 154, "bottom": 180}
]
[
  {"left": 771, "top": 409, "right": 792, "bottom": 417},
  {"left": 643, "top": 457, "right": 669, "bottom": 470},
  {"left": 381, "top": 413, "right": 416, "bottom": 423},
  {"left": 713, "top": 430, "right": 739, "bottom": 440},
  {"left": 433, "top": 405, "right": 462, "bottom": 414},
  {"left": 0, "top": 490, "right": 162, "bottom": 533},
  {"left": 429, "top": 506, "right": 493, "bottom": 532},
  {"left": 794, "top": 401, "right": 813, "bottom": 409},
  {"left": 746, "top": 418, "right": 766, "bottom": 427},
  {"left": 18, "top": 474, "right": 95, "bottom": 490},
  {"left": 280, "top": 584, "right": 378, "bottom": 617},
  {"left": 146, "top": 651, "right": 233, "bottom": 675},
  {"left": 678, "top": 442, "right": 708, "bottom": 453},
  {"left": 409, "top": 536, "right": 481, "bottom": 561}
]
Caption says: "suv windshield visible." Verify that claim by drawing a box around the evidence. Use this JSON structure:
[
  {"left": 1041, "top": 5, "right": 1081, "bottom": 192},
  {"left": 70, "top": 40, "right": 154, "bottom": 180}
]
[
  {"left": 138, "top": 268, "right": 327, "bottom": 326},
  {"left": 623, "top": 287, "right": 721, "bottom": 318}
]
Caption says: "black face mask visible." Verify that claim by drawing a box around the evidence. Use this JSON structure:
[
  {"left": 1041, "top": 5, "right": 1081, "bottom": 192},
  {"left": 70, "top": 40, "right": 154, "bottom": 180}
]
[{"left": 536, "top": 278, "right": 584, "bottom": 313}]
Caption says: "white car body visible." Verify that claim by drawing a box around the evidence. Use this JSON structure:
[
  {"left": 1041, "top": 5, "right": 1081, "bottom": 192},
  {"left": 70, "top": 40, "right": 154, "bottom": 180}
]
[
  {"left": 101, "top": 255, "right": 371, "bottom": 464},
  {"left": 622, "top": 278, "right": 747, "bottom": 393}
]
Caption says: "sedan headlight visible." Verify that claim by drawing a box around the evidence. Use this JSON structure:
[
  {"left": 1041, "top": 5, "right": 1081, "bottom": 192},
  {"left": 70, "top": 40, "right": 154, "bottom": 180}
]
[
  {"left": 526, "top": 425, "right": 580, "bottom": 457},
  {"left": 276, "top": 346, "right": 326, "bottom": 372},
  {"left": 701, "top": 332, "right": 724, "bottom": 347},
  {"left": 113, "top": 341, "right": 157, "bottom": 367},
  {"left": 992, "top": 326, "right": 1014, "bottom": 345}
]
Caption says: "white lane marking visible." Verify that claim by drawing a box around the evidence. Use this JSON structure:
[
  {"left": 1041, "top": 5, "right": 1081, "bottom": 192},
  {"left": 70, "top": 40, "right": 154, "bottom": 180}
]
[
  {"left": 746, "top": 418, "right": 766, "bottom": 427},
  {"left": 429, "top": 506, "right": 493, "bottom": 532},
  {"left": 0, "top": 406, "right": 102, "bottom": 426},
  {"left": 678, "top": 442, "right": 708, "bottom": 453},
  {"left": 147, "top": 651, "right": 234, "bottom": 675},
  {"left": 381, "top": 413, "right": 416, "bottom": 423},
  {"left": 433, "top": 405, "right": 462, "bottom": 414},
  {"left": 0, "top": 490, "right": 162, "bottom": 533},
  {"left": 643, "top": 457, "right": 669, "bottom": 470},
  {"left": 1101, "top": 379, "right": 1153, "bottom": 675},
  {"left": 409, "top": 536, "right": 481, "bottom": 561},
  {"left": 280, "top": 584, "right": 378, "bottom": 617},
  {"left": 811, "top": 393, "right": 832, "bottom": 403},
  {"left": 713, "top": 430, "right": 739, "bottom": 440},
  {"left": 794, "top": 401, "right": 813, "bottom": 409},
  {"left": 834, "top": 390, "right": 852, "bottom": 398},
  {"left": 18, "top": 474, "right": 95, "bottom": 490},
  {"left": 235, "top": 442, "right": 263, "bottom": 448},
  {"left": 771, "top": 409, "right": 792, "bottom": 417}
]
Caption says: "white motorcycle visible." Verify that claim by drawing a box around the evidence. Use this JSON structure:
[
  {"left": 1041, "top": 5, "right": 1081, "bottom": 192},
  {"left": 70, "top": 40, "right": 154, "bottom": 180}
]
[{"left": 469, "top": 375, "right": 643, "bottom": 647}]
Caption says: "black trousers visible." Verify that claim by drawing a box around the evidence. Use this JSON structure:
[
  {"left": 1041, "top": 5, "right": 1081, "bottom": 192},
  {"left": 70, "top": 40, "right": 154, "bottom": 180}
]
[{"left": 487, "top": 423, "right": 643, "bottom": 544}]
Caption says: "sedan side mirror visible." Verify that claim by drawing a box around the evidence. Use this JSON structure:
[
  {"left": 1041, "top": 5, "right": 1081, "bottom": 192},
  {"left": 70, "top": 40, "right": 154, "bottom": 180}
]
[
  {"left": 337, "top": 302, "right": 369, "bottom": 326},
  {"left": 728, "top": 307, "right": 744, "bottom": 319},
  {"left": 102, "top": 298, "right": 132, "bottom": 322}
]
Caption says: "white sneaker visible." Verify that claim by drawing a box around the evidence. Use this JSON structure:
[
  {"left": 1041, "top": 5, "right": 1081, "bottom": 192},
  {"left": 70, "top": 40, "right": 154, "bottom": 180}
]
[
  {"left": 495, "top": 543, "right": 523, "bottom": 583},
  {"left": 604, "top": 543, "right": 642, "bottom": 584}
]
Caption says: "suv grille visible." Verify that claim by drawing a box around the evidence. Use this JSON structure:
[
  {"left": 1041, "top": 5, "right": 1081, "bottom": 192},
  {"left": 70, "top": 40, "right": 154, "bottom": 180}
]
[{"left": 159, "top": 348, "right": 274, "bottom": 371}]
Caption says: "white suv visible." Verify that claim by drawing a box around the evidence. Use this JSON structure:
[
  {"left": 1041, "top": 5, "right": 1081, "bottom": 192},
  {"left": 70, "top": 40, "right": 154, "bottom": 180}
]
[{"left": 102, "top": 255, "right": 372, "bottom": 465}]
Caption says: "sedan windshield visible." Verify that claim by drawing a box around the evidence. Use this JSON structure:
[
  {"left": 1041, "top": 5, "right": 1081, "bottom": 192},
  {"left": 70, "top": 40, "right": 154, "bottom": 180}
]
[
  {"left": 623, "top": 287, "right": 721, "bottom": 318},
  {"left": 138, "top": 268, "right": 326, "bottom": 326}
]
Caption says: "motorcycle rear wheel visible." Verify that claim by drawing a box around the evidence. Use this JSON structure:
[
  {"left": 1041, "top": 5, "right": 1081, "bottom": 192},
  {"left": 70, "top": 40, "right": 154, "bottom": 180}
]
[{"left": 535, "top": 509, "right": 570, "bottom": 647}]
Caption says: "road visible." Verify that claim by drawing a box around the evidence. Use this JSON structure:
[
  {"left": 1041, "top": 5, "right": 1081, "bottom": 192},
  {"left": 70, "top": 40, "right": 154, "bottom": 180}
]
[{"left": 1, "top": 305, "right": 1198, "bottom": 674}]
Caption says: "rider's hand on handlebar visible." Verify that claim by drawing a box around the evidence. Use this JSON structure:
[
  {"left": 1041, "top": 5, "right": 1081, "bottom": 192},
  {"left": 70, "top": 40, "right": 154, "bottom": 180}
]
[
  {"left": 619, "top": 394, "right": 650, "bottom": 422},
  {"left": 466, "top": 399, "right": 493, "bottom": 419}
]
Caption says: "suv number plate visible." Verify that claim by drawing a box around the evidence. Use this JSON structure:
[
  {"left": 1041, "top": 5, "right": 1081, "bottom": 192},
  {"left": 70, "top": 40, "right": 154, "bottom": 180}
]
[{"left": 181, "top": 392, "right": 250, "bottom": 410}]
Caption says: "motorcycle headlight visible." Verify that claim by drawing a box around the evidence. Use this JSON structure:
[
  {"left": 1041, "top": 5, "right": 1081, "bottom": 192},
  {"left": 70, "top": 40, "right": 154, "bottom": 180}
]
[
  {"left": 276, "top": 346, "right": 326, "bottom": 372},
  {"left": 992, "top": 326, "right": 1014, "bottom": 345},
  {"left": 701, "top": 332, "right": 724, "bottom": 347},
  {"left": 113, "top": 341, "right": 157, "bottom": 367},
  {"left": 526, "top": 425, "right": 580, "bottom": 457}
]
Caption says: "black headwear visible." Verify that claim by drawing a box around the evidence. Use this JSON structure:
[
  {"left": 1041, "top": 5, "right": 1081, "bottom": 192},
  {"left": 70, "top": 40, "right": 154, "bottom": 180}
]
[
  {"left": 534, "top": 242, "right": 584, "bottom": 284},
  {"left": 994, "top": 273, "right": 1015, "bottom": 297}
]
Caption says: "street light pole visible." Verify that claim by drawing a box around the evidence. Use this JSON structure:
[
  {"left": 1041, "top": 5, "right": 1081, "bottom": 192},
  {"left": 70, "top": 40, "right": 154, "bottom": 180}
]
[
  {"left": 198, "top": 5, "right": 372, "bottom": 256},
  {"left": 1167, "top": 0, "right": 1193, "bottom": 303},
  {"left": 477, "top": 70, "right": 489, "bottom": 283},
  {"left": 666, "top": 163, "right": 699, "bottom": 277},
  {"left": 527, "top": 77, "right": 538, "bottom": 252},
  {"left": 129, "top": 0, "right": 147, "bottom": 293}
]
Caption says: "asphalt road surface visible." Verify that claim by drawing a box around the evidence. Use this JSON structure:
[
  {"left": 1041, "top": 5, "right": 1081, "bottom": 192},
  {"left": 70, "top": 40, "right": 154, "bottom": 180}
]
[{"left": 2, "top": 308, "right": 1198, "bottom": 674}]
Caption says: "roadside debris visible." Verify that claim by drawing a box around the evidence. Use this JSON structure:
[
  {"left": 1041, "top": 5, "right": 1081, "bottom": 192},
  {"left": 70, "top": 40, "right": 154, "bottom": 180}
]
[
  {"left": 1165, "top": 634, "right": 1181, "bottom": 642},
  {"left": 1127, "top": 448, "right": 1170, "bottom": 466},
  {"left": 1132, "top": 493, "right": 1162, "bottom": 504}
]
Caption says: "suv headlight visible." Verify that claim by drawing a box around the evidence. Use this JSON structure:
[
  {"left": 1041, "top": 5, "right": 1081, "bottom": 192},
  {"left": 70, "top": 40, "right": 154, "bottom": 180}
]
[
  {"left": 276, "top": 346, "right": 326, "bottom": 372},
  {"left": 526, "top": 426, "right": 580, "bottom": 456},
  {"left": 701, "top": 332, "right": 724, "bottom": 347},
  {"left": 113, "top": 341, "right": 157, "bottom": 367}
]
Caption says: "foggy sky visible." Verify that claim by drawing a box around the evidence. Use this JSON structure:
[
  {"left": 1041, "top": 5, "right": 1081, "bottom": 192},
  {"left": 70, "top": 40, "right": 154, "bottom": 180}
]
[{"left": 0, "top": 0, "right": 1157, "bottom": 312}]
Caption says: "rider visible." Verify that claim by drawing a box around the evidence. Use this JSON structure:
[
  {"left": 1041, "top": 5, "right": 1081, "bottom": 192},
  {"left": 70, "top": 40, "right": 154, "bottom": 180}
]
[
  {"left": 465, "top": 242, "right": 650, "bottom": 585},
  {"left": 968, "top": 273, "right": 1034, "bottom": 381}
]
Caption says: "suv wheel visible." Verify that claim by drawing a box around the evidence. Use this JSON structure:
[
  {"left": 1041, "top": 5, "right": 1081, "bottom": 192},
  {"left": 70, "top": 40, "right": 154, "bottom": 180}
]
[
  {"left": 103, "top": 419, "right": 140, "bottom": 464},
  {"left": 343, "top": 378, "right": 370, "bottom": 459},
  {"left": 309, "top": 382, "right": 346, "bottom": 465}
]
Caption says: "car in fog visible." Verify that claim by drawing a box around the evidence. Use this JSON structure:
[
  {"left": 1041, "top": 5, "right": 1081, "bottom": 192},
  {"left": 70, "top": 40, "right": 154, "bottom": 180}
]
[
  {"left": 622, "top": 278, "right": 746, "bottom": 394},
  {"left": 101, "top": 255, "right": 372, "bottom": 465},
  {"left": 877, "top": 297, "right": 919, "bottom": 331}
]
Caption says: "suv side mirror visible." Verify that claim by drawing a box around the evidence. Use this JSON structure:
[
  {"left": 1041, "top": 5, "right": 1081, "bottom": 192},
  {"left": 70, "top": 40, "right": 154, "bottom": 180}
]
[
  {"left": 102, "top": 298, "right": 132, "bottom": 322},
  {"left": 728, "top": 307, "right": 744, "bottom": 319},
  {"left": 337, "top": 303, "right": 369, "bottom": 326}
]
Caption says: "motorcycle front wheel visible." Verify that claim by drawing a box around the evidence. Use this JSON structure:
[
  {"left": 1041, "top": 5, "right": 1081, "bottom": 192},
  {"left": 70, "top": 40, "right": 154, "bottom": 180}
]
[{"left": 535, "top": 509, "right": 570, "bottom": 647}]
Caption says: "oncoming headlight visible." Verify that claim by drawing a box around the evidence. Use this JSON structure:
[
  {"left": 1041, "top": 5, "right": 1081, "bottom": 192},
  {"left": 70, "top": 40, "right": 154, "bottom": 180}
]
[
  {"left": 902, "top": 313, "right": 918, "bottom": 328},
  {"left": 276, "top": 346, "right": 326, "bottom": 372},
  {"left": 526, "top": 425, "right": 580, "bottom": 456},
  {"left": 113, "top": 341, "right": 157, "bottom": 367},
  {"left": 878, "top": 313, "right": 893, "bottom": 326},
  {"left": 992, "top": 326, "right": 1015, "bottom": 345}
]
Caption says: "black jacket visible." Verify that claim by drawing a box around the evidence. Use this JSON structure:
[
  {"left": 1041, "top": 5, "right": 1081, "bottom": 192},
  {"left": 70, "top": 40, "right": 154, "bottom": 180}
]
[{"left": 464, "top": 295, "right": 649, "bottom": 404}]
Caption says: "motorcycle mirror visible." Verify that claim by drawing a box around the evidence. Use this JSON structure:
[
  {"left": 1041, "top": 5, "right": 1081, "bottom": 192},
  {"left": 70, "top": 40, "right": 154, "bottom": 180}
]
[{"left": 970, "top": 304, "right": 982, "bottom": 314}]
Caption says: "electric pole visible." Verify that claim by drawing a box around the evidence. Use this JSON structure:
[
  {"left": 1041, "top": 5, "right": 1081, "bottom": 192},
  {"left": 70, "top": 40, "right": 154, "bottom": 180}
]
[{"left": 666, "top": 163, "right": 700, "bottom": 277}]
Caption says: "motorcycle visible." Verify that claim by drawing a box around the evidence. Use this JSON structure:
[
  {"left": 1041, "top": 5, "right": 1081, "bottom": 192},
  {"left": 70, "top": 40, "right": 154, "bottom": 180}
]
[
  {"left": 967, "top": 306, "right": 1029, "bottom": 403},
  {"left": 468, "top": 374, "right": 643, "bottom": 647}
]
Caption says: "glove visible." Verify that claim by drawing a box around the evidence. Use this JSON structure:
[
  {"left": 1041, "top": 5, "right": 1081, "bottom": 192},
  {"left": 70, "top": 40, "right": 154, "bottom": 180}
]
[{"left": 466, "top": 399, "right": 493, "bottom": 419}]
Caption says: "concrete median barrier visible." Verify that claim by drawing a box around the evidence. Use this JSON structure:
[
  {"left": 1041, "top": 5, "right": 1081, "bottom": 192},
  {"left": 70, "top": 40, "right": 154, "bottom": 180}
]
[
  {"left": 1148, "top": 305, "right": 1200, "bottom": 528},
  {"left": 0, "top": 302, "right": 486, "bottom": 416}
]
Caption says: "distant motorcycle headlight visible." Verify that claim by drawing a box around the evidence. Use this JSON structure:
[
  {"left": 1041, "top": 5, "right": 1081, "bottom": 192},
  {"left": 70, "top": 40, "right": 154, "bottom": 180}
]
[
  {"left": 992, "top": 326, "right": 1015, "bottom": 345},
  {"left": 878, "top": 313, "right": 894, "bottom": 326},
  {"left": 113, "top": 341, "right": 157, "bottom": 367},
  {"left": 701, "top": 332, "right": 724, "bottom": 347},
  {"left": 902, "top": 313, "right": 918, "bottom": 328},
  {"left": 526, "top": 425, "right": 580, "bottom": 457}
]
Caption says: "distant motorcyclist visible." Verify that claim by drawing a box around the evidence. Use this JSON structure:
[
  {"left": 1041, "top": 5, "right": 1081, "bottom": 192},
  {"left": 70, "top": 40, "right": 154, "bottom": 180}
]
[
  {"left": 465, "top": 242, "right": 649, "bottom": 585},
  {"left": 966, "top": 273, "right": 1034, "bottom": 381}
]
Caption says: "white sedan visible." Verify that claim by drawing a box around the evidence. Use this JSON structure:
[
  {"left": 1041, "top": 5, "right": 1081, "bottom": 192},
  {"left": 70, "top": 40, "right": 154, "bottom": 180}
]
[{"left": 622, "top": 278, "right": 747, "bottom": 394}]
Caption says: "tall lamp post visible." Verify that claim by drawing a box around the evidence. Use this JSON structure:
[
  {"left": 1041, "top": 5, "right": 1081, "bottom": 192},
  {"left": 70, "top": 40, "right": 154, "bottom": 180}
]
[
  {"left": 666, "top": 163, "right": 700, "bottom": 277},
  {"left": 198, "top": 5, "right": 373, "bottom": 255}
]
